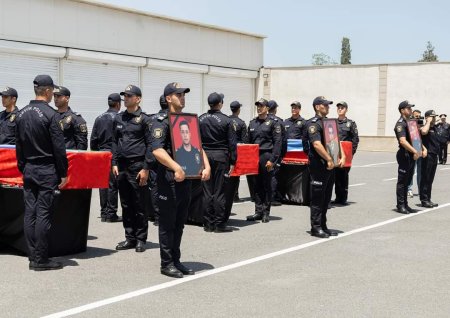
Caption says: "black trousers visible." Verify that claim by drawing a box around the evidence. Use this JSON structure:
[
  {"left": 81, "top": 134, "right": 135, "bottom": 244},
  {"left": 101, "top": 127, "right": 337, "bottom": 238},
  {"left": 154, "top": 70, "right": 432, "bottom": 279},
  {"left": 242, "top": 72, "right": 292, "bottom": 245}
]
[
  {"left": 438, "top": 143, "right": 448, "bottom": 163},
  {"left": 117, "top": 160, "right": 148, "bottom": 243},
  {"left": 396, "top": 149, "right": 415, "bottom": 207},
  {"left": 309, "top": 161, "right": 334, "bottom": 232},
  {"left": 157, "top": 167, "right": 191, "bottom": 267},
  {"left": 334, "top": 167, "right": 351, "bottom": 203},
  {"left": 99, "top": 171, "right": 118, "bottom": 218},
  {"left": 203, "top": 153, "right": 229, "bottom": 227},
  {"left": 419, "top": 153, "right": 438, "bottom": 202},
  {"left": 254, "top": 152, "right": 272, "bottom": 216},
  {"left": 247, "top": 175, "right": 256, "bottom": 201},
  {"left": 271, "top": 164, "right": 282, "bottom": 202},
  {"left": 224, "top": 176, "right": 240, "bottom": 222},
  {"left": 148, "top": 169, "right": 160, "bottom": 221},
  {"left": 23, "top": 163, "right": 58, "bottom": 263}
]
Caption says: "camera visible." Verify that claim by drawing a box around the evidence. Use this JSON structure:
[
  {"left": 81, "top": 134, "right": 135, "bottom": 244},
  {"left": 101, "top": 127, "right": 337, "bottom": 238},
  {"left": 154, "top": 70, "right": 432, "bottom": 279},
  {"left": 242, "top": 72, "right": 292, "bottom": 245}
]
[{"left": 417, "top": 116, "right": 424, "bottom": 125}]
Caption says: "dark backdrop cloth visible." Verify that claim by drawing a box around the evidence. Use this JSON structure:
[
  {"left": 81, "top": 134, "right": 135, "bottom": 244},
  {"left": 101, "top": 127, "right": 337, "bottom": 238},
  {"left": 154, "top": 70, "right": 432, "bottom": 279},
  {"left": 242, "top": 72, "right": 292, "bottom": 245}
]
[
  {"left": 278, "top": 164, "right": 310, "bottom": 205},
  {"left": 0, "top": 186, "right": 91, "bottom": 256}
]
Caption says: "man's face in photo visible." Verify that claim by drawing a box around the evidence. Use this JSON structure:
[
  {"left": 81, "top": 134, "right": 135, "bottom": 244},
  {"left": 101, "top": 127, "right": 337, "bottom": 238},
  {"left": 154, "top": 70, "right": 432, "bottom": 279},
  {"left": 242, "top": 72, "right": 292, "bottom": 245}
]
[{"left": 180, "top": 123, "right": 191, "bottom": 146}]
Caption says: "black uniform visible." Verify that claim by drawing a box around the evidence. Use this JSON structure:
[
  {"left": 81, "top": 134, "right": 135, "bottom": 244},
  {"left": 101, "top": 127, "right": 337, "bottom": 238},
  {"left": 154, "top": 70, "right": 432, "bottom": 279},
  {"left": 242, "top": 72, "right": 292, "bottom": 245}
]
[
  {"left": 0, "top": 106, "right": 19, "bottom": 144},
  {"left": 284, "top": 115, "right": 306, "bottom": 139},
  {"left": 199, "top": 110, "right": 237, "bottom": 230},
  {"left": 394, "top": 117, "right": 416, "bottom": 210},
  {"left": 306, "top": 116, "right": 335, "bottom": 233},
  {"left": 112, "top": 107, "right": 152, "bottom": 244},
  {"left": 151, "top": 110, "right": 192, "bottom": 267},
  {"left": 436, "top": 122, "right": 449, "bottom": 164},
  {"left": 175, "top": 145, "right": 202, "bottom": 176},
  {"left": 420, "top": 125, "right": 439, "bottom": 204},
  {"left": 15, "top": 100, "right": 68, "bottom": 264},
  {"left": 334, "top": 118, "right": 359, "bottom": 204},
  {"left": 90, "top": 108, "right": 119, "bottom": 220},
  {"left": 247, "top": 116, "right": 282, "bottom": 218},
  {"left": 269, "top": 114, "right": 286, "bottom": 203},
  {"left": 58, "top": 107, "right": 88, "bottom": 150}
]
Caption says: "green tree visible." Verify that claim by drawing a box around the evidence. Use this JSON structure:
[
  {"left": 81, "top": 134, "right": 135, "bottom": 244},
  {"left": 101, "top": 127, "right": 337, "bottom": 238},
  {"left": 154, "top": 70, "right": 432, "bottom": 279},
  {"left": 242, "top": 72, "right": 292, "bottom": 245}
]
[
  {"left": 311, "top": 53, "right": 337, "bottom": 65},
  {"left": 340, "top": 37, "right": 351, "bottom": 64},
  {"left": 418, "top": 41, "right": 438, "bottom": 62}
]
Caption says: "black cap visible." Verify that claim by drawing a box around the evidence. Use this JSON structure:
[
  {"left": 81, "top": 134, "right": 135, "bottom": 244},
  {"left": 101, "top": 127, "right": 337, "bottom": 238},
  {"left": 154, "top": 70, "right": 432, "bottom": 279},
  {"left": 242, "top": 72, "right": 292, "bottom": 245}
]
[
  {"left": 255, "top": 98, "right": 269, "bottom": 107},
  {"left": 268, "top": 100, "right": 278, "bottom": 110},
  {"left": 163, "top": 82, "right": 190, "bottom": 97},
  {"left": 424, "top": 110, "right": 437, "bottom": 118},
  {"left": 290, "top": 101, "right": 301, "bottom": 108},
  {"left": 0, "top": 86, "right": 18, "bottom": 98},
  {"left": 440, "top": 114, "right": 447, "bottom": 118},
  {"left": 108, "top": 93, "right": 122, "bottom": 103},
  {"left": 336, "top": 101, "right": 348, "bottom": 108},
  {"left": 120, "top": 85, "right": 142, "bottom": 97},
  {"left": 230, "top": 101, "right": 242, "bottom": 110},
  {"left": 208, "top": 92, "right": 224, "bottom": 106},
  {"left": 54, "top": 86, "right": 71, "bottom": 97},
  {"left": 398, "top": 100, "right": 414, "bottom": 110},
  {"left": 33, "top": 75, "right": 54, "bottom": 88},
  {"left": 313, "top": 96, "right": 333, "bottom": 106},
  {"left": 159, "top": 95, "right": 168, "bottom": 108}
]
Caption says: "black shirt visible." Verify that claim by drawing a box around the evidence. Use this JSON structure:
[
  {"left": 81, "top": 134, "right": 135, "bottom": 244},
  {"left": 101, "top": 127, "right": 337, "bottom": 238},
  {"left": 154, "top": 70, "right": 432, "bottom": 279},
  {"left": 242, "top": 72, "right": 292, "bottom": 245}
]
[
  {"left": 175, "top": 145, "right": 202, "bottom": 176},
  {"left": 0, "top": 106, "right": 19, "bottom": 144},
  {"left": 284, "top": 116, "right": 306, "bottom": 139},
  {"left": 199, "top": 109, "right": 237, "bottom": 165},
  {"left": 436, "top": 122, "right": 450, "bottom": 143},
  {"left": 58, "top": 107, "right": 88, "bottom": 150},
  {"left": 90, "top": 108, "right": 118, "bottom": 151},
  {"left": 422, "top": 126, "right": 440, "bottom": 155},
  {"left": 248, "top": 115, "right": 282, "bottom": 163},
  {"left": 230, "top": 114, "right": 248, "bottom": 143},
  {"left": 306, "top": 115, "right": 325, "bottom": 163},
  {"left": 112, "top": 107, "right": 152, "bottom": 170},
  {"left": 337, "top": 117, "right": 359, "bottom": 154},
  {"left": 15, "top": 100, "right": 68, "bottom": 177},
  {"left": 394, "top": 116, "right": 411, "bottom": 151}
]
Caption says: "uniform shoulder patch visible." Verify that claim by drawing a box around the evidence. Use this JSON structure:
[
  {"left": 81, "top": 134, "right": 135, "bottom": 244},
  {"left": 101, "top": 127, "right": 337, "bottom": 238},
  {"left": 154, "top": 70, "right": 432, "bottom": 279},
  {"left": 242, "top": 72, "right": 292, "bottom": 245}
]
[
  {"left": 309, "top": 125, "right": 317, "bottom": 134},
  {"left": 275, "top": 125, "right": 281, "bottom": 134},
  {"left": 79, "top": 123, "right": 88, "bottom": 133},
  {"left": 396, "top": 124, "right": 403, "bottom": 133},
  {"left": 153, "top": 128, "right": 163, "bottom": 138}
]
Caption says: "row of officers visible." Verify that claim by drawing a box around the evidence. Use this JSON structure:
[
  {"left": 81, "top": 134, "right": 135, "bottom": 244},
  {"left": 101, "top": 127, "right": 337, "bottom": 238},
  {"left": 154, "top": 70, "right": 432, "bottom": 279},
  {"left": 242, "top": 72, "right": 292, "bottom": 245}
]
[{"left": 6, "top": 75, "right": 361, "bottom": 277}]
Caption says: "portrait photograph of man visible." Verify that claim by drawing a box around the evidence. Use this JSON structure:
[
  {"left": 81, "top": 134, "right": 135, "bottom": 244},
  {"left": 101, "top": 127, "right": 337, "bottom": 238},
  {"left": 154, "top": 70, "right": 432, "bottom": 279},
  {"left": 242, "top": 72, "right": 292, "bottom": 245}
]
[
  {"left": 169, "top": 113, "right": 203, "bottom": 178},
  {"left": 407, "top": 119, "right": 423, "bottom": 156},
  {"left": 323, "top": 118, "right": 340, "bottom": 165}
]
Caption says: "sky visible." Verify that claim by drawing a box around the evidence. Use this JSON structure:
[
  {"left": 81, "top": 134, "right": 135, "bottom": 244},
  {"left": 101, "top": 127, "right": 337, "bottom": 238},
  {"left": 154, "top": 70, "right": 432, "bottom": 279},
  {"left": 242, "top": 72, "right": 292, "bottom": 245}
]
[{"left": 96, "top": 0, "right": 450, "bottom": 67}]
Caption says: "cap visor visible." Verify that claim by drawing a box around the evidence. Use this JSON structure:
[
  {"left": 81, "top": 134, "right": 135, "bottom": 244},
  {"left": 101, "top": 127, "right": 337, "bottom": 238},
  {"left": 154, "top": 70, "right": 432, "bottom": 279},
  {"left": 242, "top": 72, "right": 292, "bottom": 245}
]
[{"left": 175, "top": 88, "right": 190, "bottom": 94}]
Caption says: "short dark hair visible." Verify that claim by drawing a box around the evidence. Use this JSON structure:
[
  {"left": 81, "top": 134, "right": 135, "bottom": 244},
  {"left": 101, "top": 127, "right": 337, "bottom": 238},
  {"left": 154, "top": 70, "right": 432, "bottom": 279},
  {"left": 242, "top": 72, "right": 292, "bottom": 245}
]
[
  {"left": 179, "top": 120, "right": 190, "bottom": 130},
  {"left": 34, "top": 86, "right": 52, "bottom": 97}
]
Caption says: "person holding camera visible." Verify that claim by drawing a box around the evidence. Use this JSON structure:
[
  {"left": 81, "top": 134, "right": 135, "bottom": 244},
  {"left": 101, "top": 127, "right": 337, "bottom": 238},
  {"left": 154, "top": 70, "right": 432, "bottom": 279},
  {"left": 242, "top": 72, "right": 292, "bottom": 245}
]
[{"left": 419, "top": 110, "right": 439, "bottom": 208}]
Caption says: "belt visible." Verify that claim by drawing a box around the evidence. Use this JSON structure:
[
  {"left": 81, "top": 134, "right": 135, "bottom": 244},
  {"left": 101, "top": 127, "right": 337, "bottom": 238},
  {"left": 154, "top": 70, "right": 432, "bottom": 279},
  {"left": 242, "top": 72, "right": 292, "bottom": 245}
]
[
  {"left": 27, "top": 157, "right": 55, "bottom": 165},
  {"left": 118, "top": 156, "right": 145, "bottom": 165}
]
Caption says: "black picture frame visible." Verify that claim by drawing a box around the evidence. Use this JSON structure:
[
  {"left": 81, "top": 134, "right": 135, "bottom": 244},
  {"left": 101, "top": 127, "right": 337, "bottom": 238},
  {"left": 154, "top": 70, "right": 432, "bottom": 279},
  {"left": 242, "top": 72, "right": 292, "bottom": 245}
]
[
  {"left": 168, "top": 112, "right": 204, "bottom": 179},
  {"left": 322, "top": 118, "right": 341, "bottom": 166}
]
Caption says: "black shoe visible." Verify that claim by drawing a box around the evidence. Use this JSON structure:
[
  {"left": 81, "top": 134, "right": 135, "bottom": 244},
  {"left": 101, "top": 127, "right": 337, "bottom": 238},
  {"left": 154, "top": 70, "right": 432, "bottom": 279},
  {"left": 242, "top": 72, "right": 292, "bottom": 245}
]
[
  {"left": 135, "top": 241, "right": 146, "bottom": 253},
  {"left": 214, "top": 225, "right": 233, "bottom": 232},
  {"left": 430, "top": 201, "right": 438, "bottom": 207},
  {"left": 31, "top": 259, "right": 63, "bottom": 271},
  {"left": 327, "top": 203, "right": 332, "bottom": 209},
  {"left": 405, "top": 205, "right": 417, "bottom": 213},
  {"left": 271, "top": 201, "right": 282, "bottom": 206},
  {"left": 311, "top": 230, "right": 329, "bottom": 239},
  {"left": 153, "top": 220, "right": 159, "bottom": 226},
  {"left": 332, "top": 200, "right": 348, "bottom": 206},
  {"left": 175, "top": 262, "right": 195, "bottom": 275},
  {"left": 203, "top": 224, "right": 215, "bottom": 232},
  {"left": 100, "top": 216, "right": 107, "bottom": 222},
  {"left": 421, "top": 201, "right": 434, "bottom": 208},
  {"left": 396, "top": 205, "right": 409, "bottom": 214},
  {"left": 116, "top": 240, "right": 136, "bottom": 250},
  {"left": 261, "top": 215, "right": 270, "bottom": 223},
  {"left": 246, "top": 213, "right": 262, "bottom": 221},
  {"left": 106, "top": 215, "right": 122, "bottom": 223},
  {"left": 323, "top": 228, "right": 338, "bottom": 236},
  {"left": 161, "top": 265, "right": 183, "bottom": 278},
  {"left": 29, "top": 261, "right": 37, "bottom": 270}
]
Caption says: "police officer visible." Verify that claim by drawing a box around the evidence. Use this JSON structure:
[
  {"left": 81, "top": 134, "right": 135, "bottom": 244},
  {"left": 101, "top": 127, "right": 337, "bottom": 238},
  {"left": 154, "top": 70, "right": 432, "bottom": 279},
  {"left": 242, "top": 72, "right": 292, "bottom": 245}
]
[
  {"left": 419, "top": 110, "right": 439, "bottom": 208},
  {"left": 306, "top": 96, "right": 345, "bottom": 238},
  {"left": 332, "top": 101, "right": 359, "bottom": 205},
  {"left": 224, "top": 101, "right": 248, "bottom": 219},
  {"left": 0, "top": 86, "right": 19, "bottom": 144},
  {"left": 199, "top": 92, "right": 237, "bottom": 233},
  {"left": 284, "top": 101, "right": 306, "bottom": 140},
  {"left": 152, "top": 82, "right": 210, "bottom": 278},
  {"left": 112, "top": 85, "right": 152, "bottom": 253},
  {"left": 267, "top": 100, "right": 286, "bottom": 206},
  {"left": 436, "top": 114, "right": 450, "bottom": 164},
  {"left": 53, "top": 86, "right": 88, "bottom": 150},
  {"left": 394, "top": 100, "right": 427, "bottom": 214},
  {"left": 15, "top": 75, "right": 68, "bottom": 271},
  {"left": 90, "top": 93, "right": 122, "bottom": 223},
  {"left": 246, "top": 98, "right": 282, "bottom": 223}
]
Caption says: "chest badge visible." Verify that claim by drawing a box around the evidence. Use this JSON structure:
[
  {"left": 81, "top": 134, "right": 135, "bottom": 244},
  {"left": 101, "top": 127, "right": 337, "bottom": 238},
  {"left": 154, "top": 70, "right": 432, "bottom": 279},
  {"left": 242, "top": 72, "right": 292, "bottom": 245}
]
[
  {"left": 65, "top": 115, "right": 72, "bottom": 124},
  {"left": 195, "top": 153, "right": 200, "bottom": 164},
  {"left": 346, "top": 122, "right": 351, "bottom": 128},
  {"left": 134, "top": 115, "right": 142, "bottom": 124},
  {"left": 59, "top": 120, "right": 64, "bottom": 131},
  {"left": 9, "top": 114, "right": 16, "bottom": 122},
  {"left": 265, "top": 120, "right": 271, "bottom": 126}
]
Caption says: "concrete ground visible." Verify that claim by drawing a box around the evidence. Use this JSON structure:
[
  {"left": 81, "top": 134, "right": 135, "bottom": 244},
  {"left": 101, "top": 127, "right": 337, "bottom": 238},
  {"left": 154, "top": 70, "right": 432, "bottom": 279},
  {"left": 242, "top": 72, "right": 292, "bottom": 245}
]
[{"left": 1, "top": 151, "right": 450, "bottom": 318}]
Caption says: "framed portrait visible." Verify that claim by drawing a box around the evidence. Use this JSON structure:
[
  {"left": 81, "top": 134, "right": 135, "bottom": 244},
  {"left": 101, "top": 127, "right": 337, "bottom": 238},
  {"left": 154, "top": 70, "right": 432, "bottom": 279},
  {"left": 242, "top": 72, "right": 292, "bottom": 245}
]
[
  {"left": 407, "top": 119, "right": 422, "bottom": 157},
  {"left": 169, "top": 113, "right": 204, "bottom": 179},
  {"left": 322, "top": 118, "right": 341, "bottom": 166}
]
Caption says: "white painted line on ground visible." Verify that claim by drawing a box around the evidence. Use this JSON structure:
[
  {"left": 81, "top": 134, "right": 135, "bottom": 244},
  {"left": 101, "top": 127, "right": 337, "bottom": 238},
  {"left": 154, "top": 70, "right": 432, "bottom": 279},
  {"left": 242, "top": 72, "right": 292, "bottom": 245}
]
[
  {"left": 41, "top": 203, "right": 450, "bottom": 318},
  {"left": 233, "top": 201, "right": 251, "bottom": 206},
  {"left": 353, "top": 161, "right": 396, "bottom": 168},
  {"left": 440, "top": 167, "right": 450, "bottom": 171},
  {"left": 349, "top": 183, "right": 366, "bottom": 187},
  {"left": 383, "top": 177, "right": 397, "bottom": 181}
]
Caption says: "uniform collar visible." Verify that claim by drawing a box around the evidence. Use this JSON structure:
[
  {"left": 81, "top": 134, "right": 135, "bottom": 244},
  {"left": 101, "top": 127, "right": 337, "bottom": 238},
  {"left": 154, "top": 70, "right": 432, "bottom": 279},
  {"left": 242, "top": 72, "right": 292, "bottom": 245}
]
[
  {"left": 338, "top": 117, "right": 347, "bottom": 123},
  {"left": 208, "top": 109, "right": 221, "bottom": 114},
  {"left": 126, "top": 106, "right": 142, "bottom": 117},
  {"left": 107, "top": 107, "right": 118, "bottom": 113},
  {"left": 4, "top": 106, "right": 18, "bottom": 114}
]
